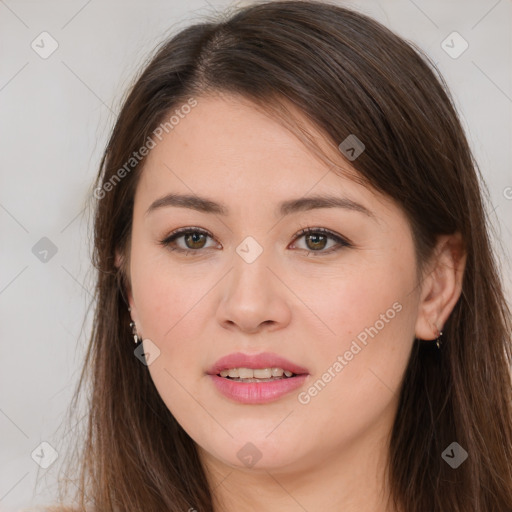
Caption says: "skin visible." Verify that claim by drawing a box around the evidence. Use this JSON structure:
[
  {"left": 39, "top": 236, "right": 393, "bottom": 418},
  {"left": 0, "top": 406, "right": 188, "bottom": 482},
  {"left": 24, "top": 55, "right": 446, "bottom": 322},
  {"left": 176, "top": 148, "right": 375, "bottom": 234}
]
[{"left": 121, "top": 93, "right": 466, "bottom": 512}]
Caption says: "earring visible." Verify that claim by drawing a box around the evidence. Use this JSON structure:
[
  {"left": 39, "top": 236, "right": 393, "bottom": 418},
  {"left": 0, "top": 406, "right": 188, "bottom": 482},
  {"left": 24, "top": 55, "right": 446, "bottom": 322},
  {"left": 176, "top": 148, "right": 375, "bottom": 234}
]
[
  {"left": 434, "top": 326, "right": 443, "bottom": 349},
  {"left": 130, "top": 320, "right": 141, "bottom": 345}
]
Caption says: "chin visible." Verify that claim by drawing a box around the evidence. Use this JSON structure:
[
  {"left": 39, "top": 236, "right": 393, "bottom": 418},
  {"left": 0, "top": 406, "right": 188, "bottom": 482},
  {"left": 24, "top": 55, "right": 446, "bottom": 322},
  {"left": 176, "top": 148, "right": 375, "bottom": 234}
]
[{"left": 200, "top": 432, "right": 306, "bottom": 472}]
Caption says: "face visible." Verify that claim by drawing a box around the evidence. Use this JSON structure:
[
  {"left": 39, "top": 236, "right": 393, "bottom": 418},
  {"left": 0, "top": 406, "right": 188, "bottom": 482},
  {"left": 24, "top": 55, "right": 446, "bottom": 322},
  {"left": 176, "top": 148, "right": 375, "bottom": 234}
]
[{"left": 125, "top": 93, "right": 424, "bottom": 476}]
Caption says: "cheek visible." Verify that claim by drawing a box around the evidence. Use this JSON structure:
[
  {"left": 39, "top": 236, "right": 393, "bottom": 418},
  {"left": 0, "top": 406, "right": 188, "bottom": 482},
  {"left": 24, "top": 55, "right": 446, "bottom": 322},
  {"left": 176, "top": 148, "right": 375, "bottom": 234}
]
[
  {"left": 296, "top": 251, "right": 417, "bottom": 401},
  {"left": 303, "top": 251, "right": 415, "bottom": 346},
  {"left": 129, "top": 253, "right": 210, "bottom": 427},
  {"left": 129, "top": 244, "right": 218, "bottom": 409},
  {"left": 130, "top": 240, "right": 202, "bottom": 339}
]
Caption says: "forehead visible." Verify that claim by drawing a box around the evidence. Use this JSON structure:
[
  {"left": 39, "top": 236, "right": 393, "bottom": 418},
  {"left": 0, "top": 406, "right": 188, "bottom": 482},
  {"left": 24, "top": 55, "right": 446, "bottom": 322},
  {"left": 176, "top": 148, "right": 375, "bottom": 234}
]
[
  {"left": 136, "top": 93, "right": 395, "bottom": 219},
  {"left": 146, "top": 94, "right": 330, "bottom": 177}
]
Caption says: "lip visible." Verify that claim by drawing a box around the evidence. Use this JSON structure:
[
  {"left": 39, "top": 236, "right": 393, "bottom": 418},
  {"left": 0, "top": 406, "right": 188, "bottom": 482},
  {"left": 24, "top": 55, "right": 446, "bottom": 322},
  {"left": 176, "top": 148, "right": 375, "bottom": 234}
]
[
  {"left": 206, "top": 351, "right": 310, "bottom": 405},
  {"left": 206, "top": 351, "right": 309, "bottom": 376},
  {"left": 209, "top": 373, "right": 309, "bottom": 404}
]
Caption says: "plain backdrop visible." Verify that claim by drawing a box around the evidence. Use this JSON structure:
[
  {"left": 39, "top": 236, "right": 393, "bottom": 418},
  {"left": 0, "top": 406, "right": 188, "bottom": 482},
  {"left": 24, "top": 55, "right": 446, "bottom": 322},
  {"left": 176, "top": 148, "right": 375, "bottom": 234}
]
[{"left": 0, "top": 0, "right": 511, "bottom": 510}]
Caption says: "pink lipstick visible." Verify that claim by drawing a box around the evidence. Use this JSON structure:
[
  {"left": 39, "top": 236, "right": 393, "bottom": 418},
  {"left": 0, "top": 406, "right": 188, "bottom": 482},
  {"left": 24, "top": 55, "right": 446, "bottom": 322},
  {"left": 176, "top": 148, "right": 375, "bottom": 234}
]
[{"left": 207, "top": 352, "right": 309, "bottom": 404}]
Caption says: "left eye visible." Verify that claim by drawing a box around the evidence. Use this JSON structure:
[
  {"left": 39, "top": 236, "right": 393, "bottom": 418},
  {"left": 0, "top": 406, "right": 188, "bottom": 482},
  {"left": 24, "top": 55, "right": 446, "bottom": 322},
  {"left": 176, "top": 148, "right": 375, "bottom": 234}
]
[
  {"left": 159, "top": 227, "right": 351, "bottom": 255},
  {"left": 291, "top": 227, "right": 351, "bottom": 254}
]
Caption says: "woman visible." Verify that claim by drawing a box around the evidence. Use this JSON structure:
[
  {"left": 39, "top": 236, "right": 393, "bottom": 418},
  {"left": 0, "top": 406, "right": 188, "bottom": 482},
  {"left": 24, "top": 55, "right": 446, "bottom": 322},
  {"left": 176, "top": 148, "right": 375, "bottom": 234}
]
[{"left": 48, "top": 1, "right": 512, "bottom": 510}]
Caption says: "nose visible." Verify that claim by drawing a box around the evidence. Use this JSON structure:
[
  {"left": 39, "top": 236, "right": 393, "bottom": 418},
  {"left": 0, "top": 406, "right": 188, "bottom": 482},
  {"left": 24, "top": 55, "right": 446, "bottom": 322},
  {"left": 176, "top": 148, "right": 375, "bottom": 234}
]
[{"left": 216, "top": 247, "right": 292, "bottom": 334}]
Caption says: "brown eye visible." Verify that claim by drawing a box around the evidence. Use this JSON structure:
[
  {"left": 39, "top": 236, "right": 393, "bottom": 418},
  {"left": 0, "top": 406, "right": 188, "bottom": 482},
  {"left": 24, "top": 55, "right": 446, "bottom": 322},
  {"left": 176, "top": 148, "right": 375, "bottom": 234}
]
[
  {"left": 160, "top": 228, "right": 217, "bottom": 254},
  {"left": 304, "top": 233, "right": 328, "bottom": 251},
  {"left": 292, "top": 227, "right": 351, "bottom": 255},
  {"left": 183, "top": 232, "right": 207, "bottom": 249},
  {"left": 160, "top": 226, "right": 351, "bottom": 257}
]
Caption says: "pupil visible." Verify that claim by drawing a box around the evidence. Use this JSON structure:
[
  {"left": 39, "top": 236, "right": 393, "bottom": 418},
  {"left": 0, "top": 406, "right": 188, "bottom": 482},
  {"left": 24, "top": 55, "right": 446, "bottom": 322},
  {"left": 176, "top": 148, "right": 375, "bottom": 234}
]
[
  {"left": 186, "top": 233, "right": 206, "bottom": 249},
  {"left": 306, "top": 234, "right": 326, "bottom": 250}
]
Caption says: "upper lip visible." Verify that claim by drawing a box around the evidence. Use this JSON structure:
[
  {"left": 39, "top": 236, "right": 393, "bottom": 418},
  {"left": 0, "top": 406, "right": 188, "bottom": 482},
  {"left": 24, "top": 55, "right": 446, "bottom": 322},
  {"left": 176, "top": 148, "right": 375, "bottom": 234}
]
[{"left": 207, "top": 351, "right": 309, "bottom": 376}]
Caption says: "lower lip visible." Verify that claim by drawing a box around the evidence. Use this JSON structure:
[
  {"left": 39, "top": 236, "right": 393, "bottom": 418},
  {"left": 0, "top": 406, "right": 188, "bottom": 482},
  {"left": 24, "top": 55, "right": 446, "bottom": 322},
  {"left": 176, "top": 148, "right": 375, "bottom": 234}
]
[{"left": 208, "top": 374, "right": 309, "bottom": 404}]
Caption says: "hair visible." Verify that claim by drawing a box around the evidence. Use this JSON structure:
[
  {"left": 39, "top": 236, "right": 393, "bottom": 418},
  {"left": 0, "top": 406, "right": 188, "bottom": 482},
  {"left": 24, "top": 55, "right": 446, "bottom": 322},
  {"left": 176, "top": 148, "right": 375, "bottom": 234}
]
[{"left": 47, "top": 1, "right": 512, "bottom": 511}]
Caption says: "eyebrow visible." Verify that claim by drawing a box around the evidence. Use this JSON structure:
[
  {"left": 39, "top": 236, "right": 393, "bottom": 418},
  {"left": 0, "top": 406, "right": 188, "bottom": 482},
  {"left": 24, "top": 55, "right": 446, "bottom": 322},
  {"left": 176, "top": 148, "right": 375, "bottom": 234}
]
[{"left": 145, "top": 193, "right": 376, "bottom": 219}]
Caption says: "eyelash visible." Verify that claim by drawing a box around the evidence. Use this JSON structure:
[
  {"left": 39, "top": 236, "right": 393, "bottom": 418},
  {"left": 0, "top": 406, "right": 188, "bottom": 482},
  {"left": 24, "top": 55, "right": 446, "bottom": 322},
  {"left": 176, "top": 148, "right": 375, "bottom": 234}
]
[{"left": 159, "top": 226, "right": 351, "bottom": 257}]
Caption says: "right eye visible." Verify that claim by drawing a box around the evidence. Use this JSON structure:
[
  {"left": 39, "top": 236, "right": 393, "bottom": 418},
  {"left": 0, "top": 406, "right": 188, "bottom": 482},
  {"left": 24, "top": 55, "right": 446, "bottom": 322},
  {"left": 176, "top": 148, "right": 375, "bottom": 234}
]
[{"left": 159, "top": 227, "right": 219, "bottom": 255}]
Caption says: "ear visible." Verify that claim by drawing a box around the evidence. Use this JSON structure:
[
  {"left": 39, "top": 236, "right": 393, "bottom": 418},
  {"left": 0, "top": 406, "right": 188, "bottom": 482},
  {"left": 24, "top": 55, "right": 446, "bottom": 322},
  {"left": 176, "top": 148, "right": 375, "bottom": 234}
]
[
  {"left": 115, "top": 249, "right": 136, "bottom": 318},
  {"left": 415, "top": 232, "right": 466, "bottom": 339}
]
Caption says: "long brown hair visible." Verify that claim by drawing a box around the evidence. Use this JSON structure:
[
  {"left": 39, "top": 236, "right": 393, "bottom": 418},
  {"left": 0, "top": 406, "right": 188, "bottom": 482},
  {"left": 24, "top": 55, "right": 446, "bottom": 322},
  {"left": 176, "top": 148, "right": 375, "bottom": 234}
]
[{"left": 49, "top": 1, "right": 512, "bottom": 510}]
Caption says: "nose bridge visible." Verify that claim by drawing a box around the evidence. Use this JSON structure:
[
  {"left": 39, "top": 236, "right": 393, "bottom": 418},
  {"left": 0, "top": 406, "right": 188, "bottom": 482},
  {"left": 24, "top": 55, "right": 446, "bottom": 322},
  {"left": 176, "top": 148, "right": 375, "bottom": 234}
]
[
  {"left": 217, "top": 234, "right": 291, "bottom": 332},
  {"left": 230, "top": 234, "right": 275, "bottom": 297}
]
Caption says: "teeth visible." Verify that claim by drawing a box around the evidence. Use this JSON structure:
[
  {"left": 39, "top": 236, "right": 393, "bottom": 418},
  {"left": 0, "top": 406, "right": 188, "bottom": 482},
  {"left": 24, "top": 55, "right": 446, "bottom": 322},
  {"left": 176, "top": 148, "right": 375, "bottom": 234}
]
[
  {"left": 240, "top": 368, "right": 255, "bottom": 379},
  {"left": 218, "top": 367, "right": 295, "bottom": 379}
]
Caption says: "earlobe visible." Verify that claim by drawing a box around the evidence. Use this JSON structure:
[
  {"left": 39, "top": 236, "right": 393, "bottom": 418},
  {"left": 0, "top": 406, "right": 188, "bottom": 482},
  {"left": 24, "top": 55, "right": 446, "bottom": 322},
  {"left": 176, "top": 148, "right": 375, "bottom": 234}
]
[
  {"left": 115, "top": 249, "right": 124, "bottom": 269},
  {"left": 414, "top": 233, "right": 466, "bottom": 340},
  {"left": 124, "top": 279, "right": 136, "bottom": 319},
  {"left": 126, "top": 289, "right": 135, "bottom": 316},
  {"left": 127, "top": 292, "right": 140, "bottom": 340}
]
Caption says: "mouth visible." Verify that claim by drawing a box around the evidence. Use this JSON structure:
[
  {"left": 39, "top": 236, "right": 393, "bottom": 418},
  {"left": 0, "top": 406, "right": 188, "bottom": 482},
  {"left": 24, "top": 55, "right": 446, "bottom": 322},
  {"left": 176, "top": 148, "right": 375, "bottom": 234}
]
[
  {"left": 216, "top": 367, "right": 302, "bottom": 382},
  {"left": 207, "top": 351, "right": 309, "bottom": 378},
  {"left": 206, "top": 352, "right": 309, "bottom": 404}
]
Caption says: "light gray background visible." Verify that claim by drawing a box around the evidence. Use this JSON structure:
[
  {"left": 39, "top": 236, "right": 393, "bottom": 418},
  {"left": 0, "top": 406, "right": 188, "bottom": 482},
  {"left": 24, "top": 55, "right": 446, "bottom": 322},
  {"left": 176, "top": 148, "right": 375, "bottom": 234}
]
[{"left": 1, "top": 0, "right": 511, "bottom": 510}]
